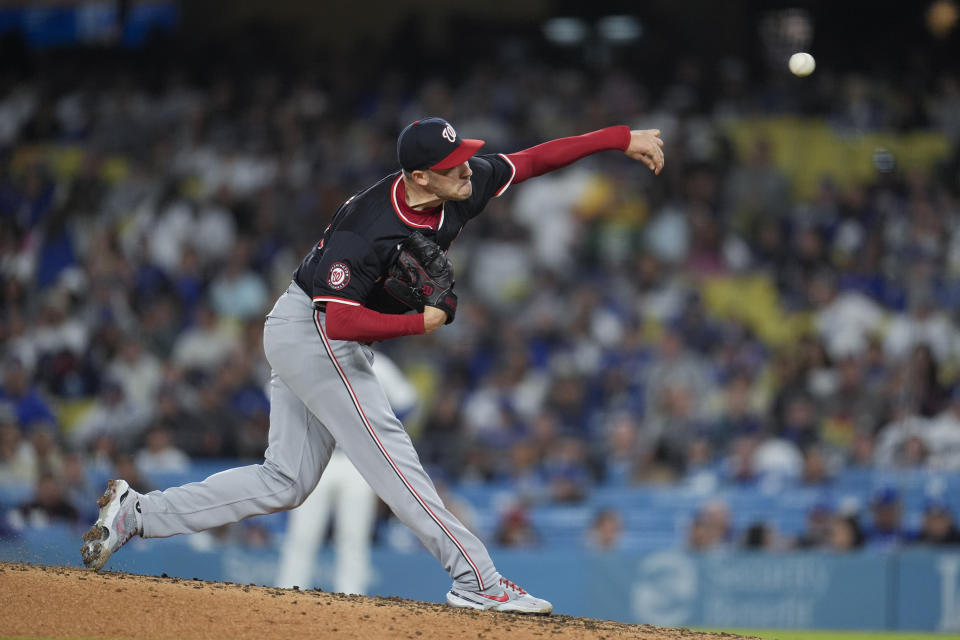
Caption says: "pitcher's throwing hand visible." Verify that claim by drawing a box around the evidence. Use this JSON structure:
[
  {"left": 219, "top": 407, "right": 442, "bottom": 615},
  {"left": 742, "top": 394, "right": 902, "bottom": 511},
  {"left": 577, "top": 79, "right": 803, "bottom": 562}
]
[{"left": 625, "top": 129, "right": 665, "bottom": 174}]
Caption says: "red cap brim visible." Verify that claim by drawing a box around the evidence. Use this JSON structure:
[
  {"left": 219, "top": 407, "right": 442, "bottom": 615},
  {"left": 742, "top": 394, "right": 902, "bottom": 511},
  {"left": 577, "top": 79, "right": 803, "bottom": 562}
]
[{"left": 430, "top": 139, "right": 485, "bottom": 170}]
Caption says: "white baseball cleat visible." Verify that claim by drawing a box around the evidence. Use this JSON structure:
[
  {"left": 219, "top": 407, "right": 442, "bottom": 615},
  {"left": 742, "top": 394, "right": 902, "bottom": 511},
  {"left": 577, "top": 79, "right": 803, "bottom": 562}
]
[
  {"left": 81, "top": 479, "right": 142, "bottom": 571},
  {"left": 446, "top": 577, "right": 553, "bottom": 614}
]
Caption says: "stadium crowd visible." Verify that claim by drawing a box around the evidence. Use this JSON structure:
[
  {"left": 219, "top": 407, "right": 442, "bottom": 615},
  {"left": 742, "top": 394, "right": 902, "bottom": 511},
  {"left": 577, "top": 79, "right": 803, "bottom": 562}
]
[{"left": 3, "top": 51, "right": 960, "bottom": 553}]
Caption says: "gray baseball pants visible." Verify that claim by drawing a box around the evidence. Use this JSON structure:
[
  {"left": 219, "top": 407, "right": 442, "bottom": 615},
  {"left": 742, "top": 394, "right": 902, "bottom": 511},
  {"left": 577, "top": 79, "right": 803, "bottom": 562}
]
[{"left": 138, "top": 282, "right": 500, "bottom": 592}]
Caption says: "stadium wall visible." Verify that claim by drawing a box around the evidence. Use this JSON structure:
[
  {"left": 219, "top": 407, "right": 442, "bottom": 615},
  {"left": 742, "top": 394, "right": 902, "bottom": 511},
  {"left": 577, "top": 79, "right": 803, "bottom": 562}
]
[{"left": 3, "top": 531, "right": 959, "bottom": 632}]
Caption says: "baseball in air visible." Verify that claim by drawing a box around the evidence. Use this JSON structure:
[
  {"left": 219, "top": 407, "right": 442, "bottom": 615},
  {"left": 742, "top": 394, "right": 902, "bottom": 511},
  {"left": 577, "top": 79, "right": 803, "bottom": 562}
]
[{"left": 788, "top": 52, "right": 816, "bottom": 77}]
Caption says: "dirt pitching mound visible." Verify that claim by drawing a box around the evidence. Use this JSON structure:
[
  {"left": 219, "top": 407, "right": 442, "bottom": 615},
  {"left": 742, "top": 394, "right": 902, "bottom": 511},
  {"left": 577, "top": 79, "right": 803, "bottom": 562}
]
[{"left": 0, "top": 562, "right": 759, "bottom": 640}]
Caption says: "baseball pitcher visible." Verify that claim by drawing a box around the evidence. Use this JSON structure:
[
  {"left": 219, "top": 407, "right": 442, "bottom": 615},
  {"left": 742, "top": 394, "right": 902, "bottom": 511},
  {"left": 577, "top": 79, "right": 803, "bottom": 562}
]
[{"left": 81, "top": 117, "right": 664, "bottom": 614}]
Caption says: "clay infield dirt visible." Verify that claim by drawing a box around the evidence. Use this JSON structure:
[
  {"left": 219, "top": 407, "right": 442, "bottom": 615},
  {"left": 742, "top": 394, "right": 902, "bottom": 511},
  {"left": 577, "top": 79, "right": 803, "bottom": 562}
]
[{"left": 0, "top": 562, "right": 760, "bottom": 640}]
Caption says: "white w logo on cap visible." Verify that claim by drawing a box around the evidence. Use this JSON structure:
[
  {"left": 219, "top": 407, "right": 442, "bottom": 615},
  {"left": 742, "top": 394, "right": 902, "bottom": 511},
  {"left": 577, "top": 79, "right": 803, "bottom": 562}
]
[{"left": 442, "top": 124, "right": 457, "bottom": 143}]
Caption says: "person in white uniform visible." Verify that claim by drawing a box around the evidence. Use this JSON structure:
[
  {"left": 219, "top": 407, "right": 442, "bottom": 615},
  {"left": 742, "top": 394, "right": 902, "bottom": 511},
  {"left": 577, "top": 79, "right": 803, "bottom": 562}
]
[{"left": 274, "top": 351, "right": 417, "bottom": 594}]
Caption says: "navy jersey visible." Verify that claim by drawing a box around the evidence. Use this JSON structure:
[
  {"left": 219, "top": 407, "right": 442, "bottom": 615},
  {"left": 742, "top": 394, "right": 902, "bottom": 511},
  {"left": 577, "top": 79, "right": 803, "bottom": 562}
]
[{"left": 293, "top": 154, "right": 516, "bottom": 313}]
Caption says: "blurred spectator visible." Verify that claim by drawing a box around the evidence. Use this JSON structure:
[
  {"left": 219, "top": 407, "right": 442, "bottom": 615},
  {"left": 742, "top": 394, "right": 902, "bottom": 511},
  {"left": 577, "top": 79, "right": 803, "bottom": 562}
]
[
  {"left": 171, "top": 303, "right": 239, "bottom": 374},
  {"left": 464, "top": 387, "right": 527, "bottom": 470},
  {"left": 683, "top": 435, "right": 719, "bottom": 490},
  {"left": 777, "top": 393, "right": 821, "bottom": 450},
  {"left": 875, "top": 403, "right": 932, "bottom": 469},
  {"left": 687, "top": 500, "right": 732, "bottom": 551},
  {"left": 630, "top": 255, "right": 687, "bottom": 324},
  {"left": 848, "top": 431, "right": 877, "bottom": 468},
  {"left": 169, "top": 247, "right": 206, "bottom": 317},
  {"left": 494, "top": 506, "right": 539, "bottom": 549},
  {"left": 106, "top": 336, "right": 163, "bottom": 412},
  {"left": 646, "top": 383, "right": 707, "bottom": 474},
  {"left": 3, "top": 311, "right": 39, "bottom": 373},
  {"left": 541, "top": 436, "right": 592, "bottom": 503},
  {"left": 801, "top": 446, "right": 834, "bottom": 486},
  {"left": 827, "top": 514, "right": 865, "bottom": 552},
  {"left": 8, "top": 472, "right": 79, "bottom": 528},
  {"left": 796, "top": 503, "right": 835, "bottom": 549},
  {"left": 740, "top": 521, "right": 784, "bottom": 552},
  {"left": 586, "top": 508, "right": 624, "bottom": 552},
  {"left": 135, "top": 423, "right": 190, "bottom": 473},
  {"left": 799, "top": 336, "right": 836, "bottom": 401},
  {"left": 174, "top": 381, "right": 239, "bottom": 458},
  {"left": 238, "top": 520, "right": 272, "bottom": 549},
  {"left": 112, "top": 454, "right": 155, "bottom": 495},
  {"left": 916, "top": 501, "right": 960, "bottom": 546},
  {"left": 31, "top": 293, "right": 91, "bottom": 395},
  {"left": 0, "top": 357, "right": 56, "bottom": 429},
  {"left": 926, "top": 388, "right": 960, "bottom": 471},
  {"left": 193, "top": 193, "right": 238, "bottom": 268},
  {"left": 724, "top": 434, "right": 761, "bottom": 484},
  {"left": 27, "top": 422, "right": 64, "bottom": 478},
  {"left": 0, "top": 419, "right": 34, "bottom": 486},
  {"left": 644, "top": 329, "right": 712, "bottom": 429},
  {"left": 724, "top": 138, "right": 790, "bottom": 230},
  {"left": 543, "top": 370, "right": 591, "bottom": 436},
  {"left": 809, "top": 271, "right": 885, "bottom": 359},
  {"left": 216, "top": 354, "right": 269, "bottom": 428},
  {"left": 504, "top": 440, "right": 548, "bottom": 504},
  {"left": 69, "top": 379, "right": 150, "bottom": 451},
  {"left": 863, "top": 488, "right": 908, "bottom": 550},
  {"left": 884, "top": 293, "right": 956, "bottom": 364},
  {"left": 819, "top": 356, "right": 882, "bottom": 447},
  {"left": 150, "top": 385, "right": 191, "bottom": 438},
  {"left": 598, "top": 412, "right": 644, "bottom": 485},
  {"left": 511, "top": 166, "right": 589, "bottom": 273},
  {"left": 860, "top": 336, "right": 888, "bottom": 392},
  {"left": 724, "top": 433, "right": 803, "bottom": 485},
  {"left": 751, "top": 432, "right": 804, "bottom": 484},
  {"left": 417, "top": 392, "right": 467, "bottom": 480},
  {"left": 88, "top": 434, "right": 120, "bottom": 473},
  {"left": 61, "top": 452, "right": 98, "bottom": 522},
  {"left": 137, "top": 296, "right": 182, "bottom": 358},
  {"left": 633, "top": 442, "right": 682, "bottom": 486},
  {"left": 208, "top": 237, "right": 269, "bottom": 320},
  {"left": 644, "top": 202, "right": 690, "bottom": 265},
  {"left": 896, "top": 344, "right": 950, "bottom": 418},
  {"left": 709, "top": 373, "right": 764, "bottom": 451}
]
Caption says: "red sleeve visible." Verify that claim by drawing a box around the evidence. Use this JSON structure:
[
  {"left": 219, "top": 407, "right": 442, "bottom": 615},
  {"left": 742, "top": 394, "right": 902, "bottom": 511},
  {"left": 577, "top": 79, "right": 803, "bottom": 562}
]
[
  {"left": 505, "top": 126, "right": 631, "bottom": 185},
  {"left": 324, "top": 302, "right": 424, "bottom": 343}
]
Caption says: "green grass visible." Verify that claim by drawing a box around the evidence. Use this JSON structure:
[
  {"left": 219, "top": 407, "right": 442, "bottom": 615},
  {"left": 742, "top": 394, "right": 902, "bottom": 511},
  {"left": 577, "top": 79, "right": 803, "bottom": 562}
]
[{"left": 708, "top": 630, "right": 960, "bottom": 640}]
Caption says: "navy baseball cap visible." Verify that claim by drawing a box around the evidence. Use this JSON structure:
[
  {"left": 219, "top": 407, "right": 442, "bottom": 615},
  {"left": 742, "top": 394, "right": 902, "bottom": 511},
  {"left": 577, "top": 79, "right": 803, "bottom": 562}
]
[
  {"left": 397, "top": 117, "right": 485, "bottom": 172},
  {"left": 872, "top": 487, "right": 900, "bottom": 506}
]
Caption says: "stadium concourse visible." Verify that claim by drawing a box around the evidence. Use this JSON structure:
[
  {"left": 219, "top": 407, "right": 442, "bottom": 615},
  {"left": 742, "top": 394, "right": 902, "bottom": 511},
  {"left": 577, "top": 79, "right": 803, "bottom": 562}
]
[{"left": 3, "top": 51, "right": 960, "bottom": 565}]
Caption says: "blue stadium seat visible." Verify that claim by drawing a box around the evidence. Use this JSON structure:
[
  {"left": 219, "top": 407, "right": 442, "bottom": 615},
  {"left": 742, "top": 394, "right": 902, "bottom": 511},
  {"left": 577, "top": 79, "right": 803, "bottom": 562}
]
[{"left": 0, "top": 484, "right": 33, "bottom": 511}]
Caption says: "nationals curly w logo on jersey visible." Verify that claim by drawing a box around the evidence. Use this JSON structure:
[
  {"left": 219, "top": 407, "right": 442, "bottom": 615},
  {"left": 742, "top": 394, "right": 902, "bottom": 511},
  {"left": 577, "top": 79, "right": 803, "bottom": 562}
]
[{"left": 327, "top": 262, "right": 351, "bottom": 289}]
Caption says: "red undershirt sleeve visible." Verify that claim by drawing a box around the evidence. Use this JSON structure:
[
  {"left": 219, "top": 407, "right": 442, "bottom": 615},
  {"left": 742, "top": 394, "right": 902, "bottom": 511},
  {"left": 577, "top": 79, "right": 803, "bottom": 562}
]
[
  {"left": 505, "top": 125, "right": 631, "bottom": 185},
  {"left": 324, "top": 301, "right": 425, "bottom": 343}
]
